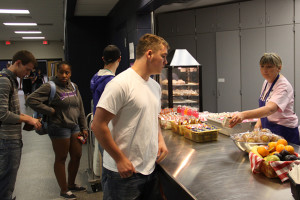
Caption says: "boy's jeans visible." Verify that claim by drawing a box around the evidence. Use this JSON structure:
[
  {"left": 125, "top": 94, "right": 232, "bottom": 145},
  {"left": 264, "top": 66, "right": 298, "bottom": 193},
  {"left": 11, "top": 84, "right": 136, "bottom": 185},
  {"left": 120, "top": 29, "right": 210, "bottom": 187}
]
[
  {"left": 0, "top": 139, "right": 22, "bottom": 200},
  {"left": 102, "top": 167, "right": 163, "bottom": 200}
]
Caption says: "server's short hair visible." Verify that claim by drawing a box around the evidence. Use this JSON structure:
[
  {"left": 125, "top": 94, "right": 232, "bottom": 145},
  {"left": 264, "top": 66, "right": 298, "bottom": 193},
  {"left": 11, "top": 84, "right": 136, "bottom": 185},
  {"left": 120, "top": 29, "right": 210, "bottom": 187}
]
[{"left": 259, "top": 53, "right": 282, "bottom": 68}]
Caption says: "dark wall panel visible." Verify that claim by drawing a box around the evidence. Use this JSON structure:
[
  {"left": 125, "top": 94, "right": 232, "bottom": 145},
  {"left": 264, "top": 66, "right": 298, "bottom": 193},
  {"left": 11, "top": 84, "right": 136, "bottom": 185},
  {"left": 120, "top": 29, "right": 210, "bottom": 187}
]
[{"left": 65, "top": 17, "right": 109, "bottom": 114}]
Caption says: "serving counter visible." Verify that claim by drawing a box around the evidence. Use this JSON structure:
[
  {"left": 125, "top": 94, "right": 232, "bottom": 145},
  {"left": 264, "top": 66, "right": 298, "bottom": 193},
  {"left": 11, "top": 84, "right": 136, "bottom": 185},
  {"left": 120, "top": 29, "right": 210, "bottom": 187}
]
[{"left": 159, "top": 130, "right": 296, "bottom": 200}]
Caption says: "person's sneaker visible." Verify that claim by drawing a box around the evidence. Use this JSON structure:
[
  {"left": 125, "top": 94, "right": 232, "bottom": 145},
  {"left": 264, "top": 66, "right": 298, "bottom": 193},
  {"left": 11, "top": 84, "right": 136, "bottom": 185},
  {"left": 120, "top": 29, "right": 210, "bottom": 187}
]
[{"left": 60, "top": 191, "right": 77, "bottom": 199}]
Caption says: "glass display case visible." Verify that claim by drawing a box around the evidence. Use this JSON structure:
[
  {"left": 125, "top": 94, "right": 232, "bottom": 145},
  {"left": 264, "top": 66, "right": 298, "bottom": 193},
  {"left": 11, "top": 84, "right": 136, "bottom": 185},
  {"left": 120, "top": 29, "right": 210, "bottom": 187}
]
[{"left": 160, "top": 65, "right": 203, "bottom": 111}]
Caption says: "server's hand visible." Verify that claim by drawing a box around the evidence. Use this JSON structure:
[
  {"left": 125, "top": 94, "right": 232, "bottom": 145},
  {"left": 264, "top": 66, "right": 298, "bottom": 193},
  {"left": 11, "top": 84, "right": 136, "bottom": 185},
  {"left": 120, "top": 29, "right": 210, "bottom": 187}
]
[{"left": 229, "top": 113, "right": 244, "bottom": 128}]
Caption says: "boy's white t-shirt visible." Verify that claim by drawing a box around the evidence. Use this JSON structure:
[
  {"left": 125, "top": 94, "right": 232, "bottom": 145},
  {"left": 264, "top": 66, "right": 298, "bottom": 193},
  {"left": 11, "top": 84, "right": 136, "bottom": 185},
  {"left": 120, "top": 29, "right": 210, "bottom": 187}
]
[{"left": 97, "top": 68, "right": 161, "bottom": 175}]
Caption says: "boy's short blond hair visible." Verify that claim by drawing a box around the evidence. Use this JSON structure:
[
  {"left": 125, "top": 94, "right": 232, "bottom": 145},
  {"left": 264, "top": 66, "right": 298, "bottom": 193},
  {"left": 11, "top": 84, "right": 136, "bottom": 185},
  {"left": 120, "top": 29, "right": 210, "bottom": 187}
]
[{"left": 136, "top": 34, "right": 169, "bottom": 59}]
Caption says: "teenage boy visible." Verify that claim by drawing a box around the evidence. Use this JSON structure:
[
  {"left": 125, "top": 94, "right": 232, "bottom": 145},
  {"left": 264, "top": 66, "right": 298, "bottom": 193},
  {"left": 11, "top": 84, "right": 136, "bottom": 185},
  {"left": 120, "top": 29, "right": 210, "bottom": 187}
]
[
  {"left": 92, "top": 34, "right": 169, "bottom": 200},
  {"left": 0, "top": 50, "right": 42, "bottom": 200}
]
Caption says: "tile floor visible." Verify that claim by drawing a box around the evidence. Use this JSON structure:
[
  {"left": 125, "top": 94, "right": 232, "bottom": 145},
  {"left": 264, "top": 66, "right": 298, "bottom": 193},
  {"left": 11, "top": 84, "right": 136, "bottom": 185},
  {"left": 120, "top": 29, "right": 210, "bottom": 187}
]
[{"left": 13, "top": 90, "right": 103, "bottom": 200}]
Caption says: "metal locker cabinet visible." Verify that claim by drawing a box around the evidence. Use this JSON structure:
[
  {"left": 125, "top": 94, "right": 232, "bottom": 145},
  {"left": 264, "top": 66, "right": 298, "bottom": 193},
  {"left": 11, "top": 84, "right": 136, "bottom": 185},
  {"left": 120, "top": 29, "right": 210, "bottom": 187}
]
[
  {"left": 216, "top": 30, "right": 241, "bottom": 112},
  {"left": 173, "top": 35, "right": 197, "bottom": 58},
  {"left": 176, "top": 10, "right": 195, "bottom": 36},
  {"left": 241, "top": 28, "right": 265, "bottom": 111},
  {"left": 197, "top": 32, "right": 217, "bottom": 112},
  {"left": 266, "top": 25, "right": 294, "bottom": 87},
  {"left": 196, "top": 7, "right": 217, "bottom": 34},
  {"left": 296, "top": 0, "right": 300, "bottom": 24},
  {"left": 295, "top": 24, "right": 300, "bottom": 117},
  {"left": 157, "top": 12, "right": 177, "bottom": 38},
  {"left": 216, "top": 3, "right": 239, "bottom": 32},
  {"left": 266, "top": 0, "right": 293, "bottom": 26},
  {"left": 240, "top": 0, "right": 265, "bottom": 29}
]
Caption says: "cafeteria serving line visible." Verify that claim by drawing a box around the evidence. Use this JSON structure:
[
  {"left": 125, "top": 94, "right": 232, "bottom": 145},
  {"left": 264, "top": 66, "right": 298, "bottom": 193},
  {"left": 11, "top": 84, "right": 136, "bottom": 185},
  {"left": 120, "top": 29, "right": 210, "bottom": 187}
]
[{"left": 158, "top": 129, "right": 295, "bottom": 200}]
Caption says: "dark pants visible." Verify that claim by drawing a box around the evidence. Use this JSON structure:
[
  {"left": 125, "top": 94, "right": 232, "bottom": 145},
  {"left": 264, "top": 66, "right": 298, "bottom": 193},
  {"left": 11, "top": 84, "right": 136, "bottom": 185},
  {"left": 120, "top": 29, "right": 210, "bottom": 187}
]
[
  {"left": 0, "top": 139, "right": 23, "bottom": 200},
  {"left": 102, "top": 167, "right": 164, "bottom": 200}
]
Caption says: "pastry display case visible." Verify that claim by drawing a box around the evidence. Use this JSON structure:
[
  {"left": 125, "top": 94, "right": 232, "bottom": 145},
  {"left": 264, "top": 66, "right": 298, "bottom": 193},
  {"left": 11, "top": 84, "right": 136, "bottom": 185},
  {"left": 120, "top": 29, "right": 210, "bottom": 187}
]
[{"left": 160, "top": 65, "right": 203, "bottom": 111}]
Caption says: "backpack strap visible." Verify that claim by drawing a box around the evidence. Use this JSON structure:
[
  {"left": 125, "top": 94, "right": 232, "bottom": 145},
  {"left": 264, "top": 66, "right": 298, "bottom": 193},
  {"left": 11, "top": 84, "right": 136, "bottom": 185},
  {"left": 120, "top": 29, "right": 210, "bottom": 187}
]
[
  {"left": 70, "top": 82, "right": 76, "bottom": 92},
  {"left": 48, "top": 81, "right": 56, "bottom": 103}
]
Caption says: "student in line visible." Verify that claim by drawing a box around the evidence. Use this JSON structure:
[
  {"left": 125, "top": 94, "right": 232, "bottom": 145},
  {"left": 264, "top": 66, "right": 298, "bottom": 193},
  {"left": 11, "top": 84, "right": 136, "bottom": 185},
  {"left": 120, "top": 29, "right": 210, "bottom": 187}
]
[
  {"left": 92, "top": 34, "right": 169, "bottom": 200},
  {"left": 26, "top": 61, "right": 88, "bottom": 199},
  {"left": 0, "top": 50, "right": 42, "bottom": 200}
]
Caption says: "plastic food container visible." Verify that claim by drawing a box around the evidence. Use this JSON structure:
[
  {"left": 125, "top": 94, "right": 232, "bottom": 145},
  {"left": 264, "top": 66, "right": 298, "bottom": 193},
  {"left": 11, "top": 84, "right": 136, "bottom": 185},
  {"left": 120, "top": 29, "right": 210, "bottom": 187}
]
[
  {"left": 170, "top": 121, "right": 194, "bottom": 135},
  {"left": 182, "top": 124, "right": 220, "bottom": 142},
  {"left": 206, "top": 117, "right": 255, "bottom": 136},
  {"left": 160, "top": 119, "right": 172, "bottom": 130}
]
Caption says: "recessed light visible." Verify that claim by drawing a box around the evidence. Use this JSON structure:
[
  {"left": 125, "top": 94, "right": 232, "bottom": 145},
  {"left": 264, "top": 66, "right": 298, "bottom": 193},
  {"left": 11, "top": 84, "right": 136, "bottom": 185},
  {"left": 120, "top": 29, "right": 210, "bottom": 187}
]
[
  {"left": 15, "top": 31, "right": 42, "bottom": 34},
  {"left": 4, "top": 23, "right": 37, "bottom": 26},
  {"left": 0, "top": 9, "right": 30, "bottom": 14},
  {"left": 22, "top": 37, "right": 45, "bottom": 39}
]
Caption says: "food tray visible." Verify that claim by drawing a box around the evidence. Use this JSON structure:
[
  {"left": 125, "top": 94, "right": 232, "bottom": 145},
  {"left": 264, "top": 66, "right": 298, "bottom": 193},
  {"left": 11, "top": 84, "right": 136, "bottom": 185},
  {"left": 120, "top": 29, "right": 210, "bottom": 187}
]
[
  {"left": 182, "top": 126, "right": 219, "bottom": 142},
  {"left": 170, "top": 121, "right": 196, "bottom": 136},
  {"left": 206, "top": 117, "right": 255, "bottom": 136}
]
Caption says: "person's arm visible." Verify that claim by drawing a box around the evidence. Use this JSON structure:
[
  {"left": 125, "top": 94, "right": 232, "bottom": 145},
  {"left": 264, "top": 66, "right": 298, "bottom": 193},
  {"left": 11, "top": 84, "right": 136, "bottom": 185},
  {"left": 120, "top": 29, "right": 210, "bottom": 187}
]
[
  {"left": 26, "top": 83, "right": 55, "bottom": 115},
  {"left": 229, "top": 101, "right": 278, "bottom": 127},
  {"left": 19, "top": 113, "right": 42, "bottom": 130},
  {"left": 91, "top": 107, "right": 136, "bottom": 178},
  {"left": 254, "top": 118, "right": 262, "bottom": 129},
  {"left": 156, "top": 123, "right": 168, "bottom": 163},
  {"left": 0, "top": 78, "right": 41, "bottom": 130}
]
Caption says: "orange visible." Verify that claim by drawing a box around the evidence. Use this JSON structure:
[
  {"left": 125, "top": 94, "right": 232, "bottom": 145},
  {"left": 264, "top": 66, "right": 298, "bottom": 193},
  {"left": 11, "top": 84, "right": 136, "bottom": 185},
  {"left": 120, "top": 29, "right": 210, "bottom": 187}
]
[
  {"left": 257, "top": 146, "right": 269, "bottom": 157},
  {"left": 277, "top": 139, "right": 288, "bottom": 146},
  {"left": 285, "top": 145, "right": 295, "bottom": 154},
  {"left": 276, "top": 144, "right": 285, "bottom": 153},
  {"left": 268, "top": 142, "right": 277, "bottom": 152}
]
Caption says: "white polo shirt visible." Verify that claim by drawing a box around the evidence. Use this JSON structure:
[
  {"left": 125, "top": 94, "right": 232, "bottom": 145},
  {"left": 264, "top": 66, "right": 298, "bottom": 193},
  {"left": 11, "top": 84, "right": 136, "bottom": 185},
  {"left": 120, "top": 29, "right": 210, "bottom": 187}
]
[{"left": 97, "top": 68, "right": 161, "bottom": 175}]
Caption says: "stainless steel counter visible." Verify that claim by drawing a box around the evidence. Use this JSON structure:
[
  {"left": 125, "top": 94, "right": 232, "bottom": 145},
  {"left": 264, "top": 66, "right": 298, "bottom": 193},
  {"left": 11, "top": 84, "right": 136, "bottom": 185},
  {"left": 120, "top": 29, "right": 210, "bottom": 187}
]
[{"left": 159, "top": 130, "right": 296, "bottom": 200}]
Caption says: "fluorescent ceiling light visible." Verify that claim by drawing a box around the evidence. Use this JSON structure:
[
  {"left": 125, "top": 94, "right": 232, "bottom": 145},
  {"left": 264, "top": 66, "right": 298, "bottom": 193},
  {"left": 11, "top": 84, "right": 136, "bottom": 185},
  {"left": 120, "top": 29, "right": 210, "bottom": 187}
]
[
  {"left": 15, "top": 31, "right": 42, "bottom": 34},
  {"left": 4, "top": 23, "right": 37, "bottom": 26},
  {"left": 22, "top": 37, "right": 45, "bottom": 39},
  {"left": 0, "top": 9, "right": 30, "bottom": 14}
]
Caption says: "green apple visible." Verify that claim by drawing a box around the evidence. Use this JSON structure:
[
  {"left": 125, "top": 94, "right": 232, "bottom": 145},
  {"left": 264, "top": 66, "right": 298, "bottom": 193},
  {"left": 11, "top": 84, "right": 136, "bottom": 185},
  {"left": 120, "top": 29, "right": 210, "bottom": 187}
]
[{"left": 264, "top": 155, "right": 280, "bottom": 162}]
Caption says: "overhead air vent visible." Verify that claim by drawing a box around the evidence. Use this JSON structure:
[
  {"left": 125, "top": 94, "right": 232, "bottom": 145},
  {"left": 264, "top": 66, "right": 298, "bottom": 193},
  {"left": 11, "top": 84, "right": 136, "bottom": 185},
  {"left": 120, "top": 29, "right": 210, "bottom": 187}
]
[
  {"left": 37, "top": 23, "right": 53, "bottom": 26},
  {"left": 10, "top": 37, "right": 22, "bottom": 40},
  {"left": 15, "top": 16, "right": 33, "bottom": 19}
]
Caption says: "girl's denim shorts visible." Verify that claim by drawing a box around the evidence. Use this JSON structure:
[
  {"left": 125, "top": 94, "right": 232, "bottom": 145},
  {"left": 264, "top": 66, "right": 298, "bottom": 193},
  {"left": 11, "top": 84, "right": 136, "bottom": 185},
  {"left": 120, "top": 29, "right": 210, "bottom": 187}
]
[{"left": 47, "top": 123, "right": 80, "bottom": 139}]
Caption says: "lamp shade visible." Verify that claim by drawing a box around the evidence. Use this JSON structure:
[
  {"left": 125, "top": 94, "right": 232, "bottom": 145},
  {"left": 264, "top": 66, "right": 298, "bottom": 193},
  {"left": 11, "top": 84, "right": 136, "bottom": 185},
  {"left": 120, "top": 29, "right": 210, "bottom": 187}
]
[{"left": 169, "top": 49, "right": 200, "bottom": 66}]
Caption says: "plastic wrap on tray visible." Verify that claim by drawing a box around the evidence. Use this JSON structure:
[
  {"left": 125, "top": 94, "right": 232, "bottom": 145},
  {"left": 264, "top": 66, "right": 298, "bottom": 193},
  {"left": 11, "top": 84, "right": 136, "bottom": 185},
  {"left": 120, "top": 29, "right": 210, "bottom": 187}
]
[
  {"left": 231, "top": 128, "right": 282, "bottom": 143},
  {"left": 170, "top": 116, "right": 201, "bottom": 135},
  {"left": 159, "top": 112, "right": 179, "bottom": 130}
]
